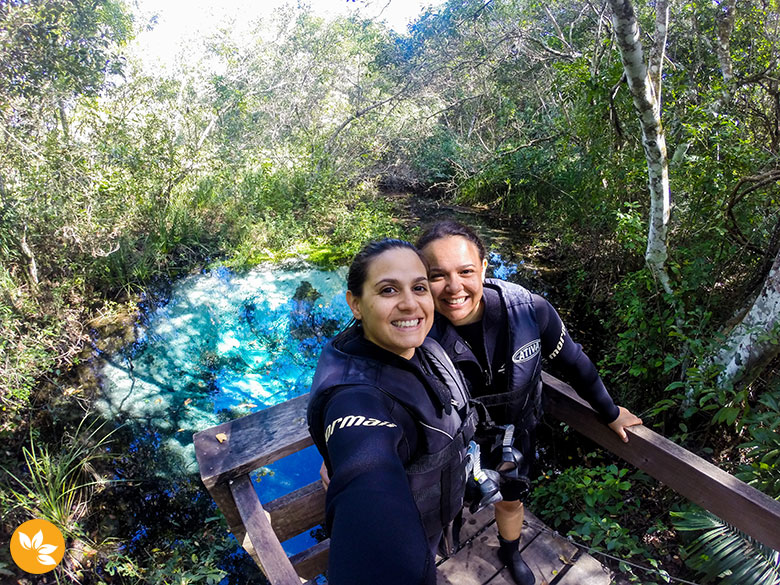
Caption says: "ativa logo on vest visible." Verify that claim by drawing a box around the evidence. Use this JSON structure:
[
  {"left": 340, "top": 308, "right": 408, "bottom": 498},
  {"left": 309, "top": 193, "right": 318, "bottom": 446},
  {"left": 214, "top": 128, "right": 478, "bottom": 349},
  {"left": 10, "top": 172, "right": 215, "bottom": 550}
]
[{"left": 511, "top": 339, "right": 541, "bottom": 364}]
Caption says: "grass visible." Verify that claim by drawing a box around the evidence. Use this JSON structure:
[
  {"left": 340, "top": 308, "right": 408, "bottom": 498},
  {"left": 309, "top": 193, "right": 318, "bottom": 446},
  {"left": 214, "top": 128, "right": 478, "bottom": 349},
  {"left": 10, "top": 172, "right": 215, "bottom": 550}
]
[{"left": 2, "top": 418, "right": 117, "bottom": 539}]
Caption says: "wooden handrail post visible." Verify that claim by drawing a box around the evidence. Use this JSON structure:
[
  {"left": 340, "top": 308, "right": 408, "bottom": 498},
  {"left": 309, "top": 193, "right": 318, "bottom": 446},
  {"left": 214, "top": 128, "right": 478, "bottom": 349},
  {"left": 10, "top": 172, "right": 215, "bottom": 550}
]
[
  {"left": 230, "top": 475, "right": 303, "bottom": 585},
  {"left": 542, "top": 372, "right": 780, "bottom": 552}
]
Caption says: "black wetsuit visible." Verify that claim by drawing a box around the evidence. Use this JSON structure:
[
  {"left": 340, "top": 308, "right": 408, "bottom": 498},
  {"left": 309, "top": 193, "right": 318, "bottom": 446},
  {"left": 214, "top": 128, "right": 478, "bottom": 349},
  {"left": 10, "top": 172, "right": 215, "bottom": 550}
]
[
  {"left": 307, "top": 326, "right": 473, "bottom": 585},
  {"left": 432, "top": 280, "right": 620, "bottom": 501}
]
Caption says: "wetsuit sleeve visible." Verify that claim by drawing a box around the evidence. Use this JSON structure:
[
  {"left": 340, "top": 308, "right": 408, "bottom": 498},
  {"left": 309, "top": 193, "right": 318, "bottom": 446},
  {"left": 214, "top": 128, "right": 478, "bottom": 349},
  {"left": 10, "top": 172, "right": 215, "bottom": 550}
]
[
  {"left": 320, "top": 386, "right": 435, "bottom": 585},
  {"left": 532, "top": 294, "right": 620, "bottom": 423}
]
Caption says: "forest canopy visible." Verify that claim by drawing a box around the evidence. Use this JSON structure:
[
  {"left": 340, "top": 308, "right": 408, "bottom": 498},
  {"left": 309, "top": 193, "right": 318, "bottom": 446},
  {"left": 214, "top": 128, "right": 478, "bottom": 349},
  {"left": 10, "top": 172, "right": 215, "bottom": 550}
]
[{"left": 1, "top": 0, "right": 779, "bottom": 583}]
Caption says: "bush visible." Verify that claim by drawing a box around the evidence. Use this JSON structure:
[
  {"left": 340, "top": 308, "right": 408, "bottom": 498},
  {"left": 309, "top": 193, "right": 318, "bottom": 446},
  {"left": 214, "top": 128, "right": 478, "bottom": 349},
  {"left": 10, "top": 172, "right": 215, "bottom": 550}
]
[{"left": 530, "top": 461, "right": 671, "bottom": 583}]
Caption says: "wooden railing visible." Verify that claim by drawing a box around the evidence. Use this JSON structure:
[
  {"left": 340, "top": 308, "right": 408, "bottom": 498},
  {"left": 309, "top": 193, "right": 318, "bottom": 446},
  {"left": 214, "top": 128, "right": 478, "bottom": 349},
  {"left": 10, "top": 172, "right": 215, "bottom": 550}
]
[
  {"left": 541, "top": 373, "right": 780, "bottom": 551},
  {"left": 193, "top": 374, "right": 780, "bottom": 584},
  {"left": 193, "top": 394, "right": 323, "bottom": 585}
]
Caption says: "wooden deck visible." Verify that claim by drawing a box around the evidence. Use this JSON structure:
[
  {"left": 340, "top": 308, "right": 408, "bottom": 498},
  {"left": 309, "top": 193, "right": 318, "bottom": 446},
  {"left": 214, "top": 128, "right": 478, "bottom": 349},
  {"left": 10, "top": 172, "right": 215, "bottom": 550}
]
[
  {"left": 194, "top": 373, "right": 780, "bottom": 584},
  {"left": 437, "top": 506, "right": 610, "bottom": 585}
]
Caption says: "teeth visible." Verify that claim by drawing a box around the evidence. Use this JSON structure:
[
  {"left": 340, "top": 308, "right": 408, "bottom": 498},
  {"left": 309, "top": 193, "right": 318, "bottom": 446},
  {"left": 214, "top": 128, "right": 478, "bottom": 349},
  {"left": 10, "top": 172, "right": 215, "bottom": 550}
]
[
  {"left": 445, "top": 297, "right": 467, "bottom": 306},
  {"left": 393, "top": 319, "right": 420, "bottom": 328}
]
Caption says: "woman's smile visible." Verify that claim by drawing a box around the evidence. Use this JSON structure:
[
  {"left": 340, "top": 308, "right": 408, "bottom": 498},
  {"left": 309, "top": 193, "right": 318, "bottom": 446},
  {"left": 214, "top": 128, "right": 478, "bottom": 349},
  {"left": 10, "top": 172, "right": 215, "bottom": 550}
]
[
  {"left": 421, "top": 235, "right": 487, "bottom": 326},
  {"left": 346, "top": 247, "right": 434, "bottom": 359}
]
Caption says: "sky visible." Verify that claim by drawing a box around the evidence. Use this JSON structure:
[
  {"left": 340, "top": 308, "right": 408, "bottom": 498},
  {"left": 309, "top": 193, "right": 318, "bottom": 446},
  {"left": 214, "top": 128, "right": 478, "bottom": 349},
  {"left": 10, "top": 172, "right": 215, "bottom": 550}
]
[{"left": 129, "top": 0, "right": 436, "bottom": 70}]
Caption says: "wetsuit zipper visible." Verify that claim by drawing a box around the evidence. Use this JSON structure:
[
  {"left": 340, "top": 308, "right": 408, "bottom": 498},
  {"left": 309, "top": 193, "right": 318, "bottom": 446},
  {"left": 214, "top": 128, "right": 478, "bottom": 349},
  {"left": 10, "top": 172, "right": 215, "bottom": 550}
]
[{"left": 458, "top": 337, "right": 493, "bottom": 389}]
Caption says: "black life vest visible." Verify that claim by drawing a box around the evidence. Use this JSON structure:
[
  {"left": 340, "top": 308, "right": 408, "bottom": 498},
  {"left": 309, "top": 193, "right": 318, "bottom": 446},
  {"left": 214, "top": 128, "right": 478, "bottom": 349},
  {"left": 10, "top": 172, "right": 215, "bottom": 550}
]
[
  {"left": 432, "top": 278, "right": 544, "bottom": 428},
  {"left": 307, "top": 327, "right": 476, "bottom": 541}
]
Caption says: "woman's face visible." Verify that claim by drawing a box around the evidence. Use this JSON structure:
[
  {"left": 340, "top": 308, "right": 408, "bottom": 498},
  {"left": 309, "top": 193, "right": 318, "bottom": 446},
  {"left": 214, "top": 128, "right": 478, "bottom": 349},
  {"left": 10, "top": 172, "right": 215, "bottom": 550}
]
[
  {"left": 421, "top": 235, "right": 487, "bottom": 326},
  {"left": 346, "top": 247, "right": 434, "bottom": 359}
]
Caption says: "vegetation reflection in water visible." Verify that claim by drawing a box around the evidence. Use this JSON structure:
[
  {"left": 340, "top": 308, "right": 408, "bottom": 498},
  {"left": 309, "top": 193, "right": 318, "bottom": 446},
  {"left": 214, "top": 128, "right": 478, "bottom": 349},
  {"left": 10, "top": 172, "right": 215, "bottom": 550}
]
[{"left": 97, "top": 262, "right": 351, "bottom": 555}]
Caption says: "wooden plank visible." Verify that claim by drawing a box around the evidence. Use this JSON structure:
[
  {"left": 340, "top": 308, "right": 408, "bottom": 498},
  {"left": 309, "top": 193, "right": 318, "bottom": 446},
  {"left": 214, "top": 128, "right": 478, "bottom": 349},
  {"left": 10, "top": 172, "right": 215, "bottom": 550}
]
[
  {"left": 291, "top": 539, "right": 330, "bottom": 581},
  {"left": 438, "top": 508, "right": 611, "bottom": 585},
  {"left": 556, "top": 551, "right": 612, "bottom": 585},
  {"left": 202, "top": 479, "right": 248, "bottom": 555},
  {"left": 453, "top": 504, "right": 541, "bottom": 551},
  {"left": 523, "top": 510, "right": 546, "bottom": 534},
  {"left": 457, "top": 504, "right": 499, "bottom": 544},
  {"left": 486, "top": 512, "right": 577, "bottom": 585},
  {"left": 542, "top": 372, "right": 780, "bottom": 552},
  {"left": 438, "top": 511, "right": 543, "bottom": 585},
  {"left": 265, "top": 481, "right": 327, "bottom": 542},
  {"left": 230, "top": 475, "right": 303, "bottom": 585},
  {"left": 194, "top": 393, "right": 312, "bottom": 490},
  {"left": 438, "top": 530, "right": 503, "bottom": 585}
]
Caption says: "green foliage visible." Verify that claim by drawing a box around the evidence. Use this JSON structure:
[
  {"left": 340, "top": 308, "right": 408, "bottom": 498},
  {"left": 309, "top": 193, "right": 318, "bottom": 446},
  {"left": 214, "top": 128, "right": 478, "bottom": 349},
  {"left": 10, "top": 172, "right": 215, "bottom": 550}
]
[
  {"left": 615, "top": 202, "right": 646, "bottom": 256},
  {"left": 1, "top": 418, "right": 116, "bottom": 538},
  {"left": 2, "top": 1, "right": 780, "bottom": 583},
  {"left": 599, "top": 270, "right": 679, "bottom": 388},
  {"left": 97, "top": 523, "right": 231, "bottom": 585},
  {"left": 531, "top": 461, "right": 672, "bottom": 582},
  {"left": 0, "top": 0, "right": 133, "bottom": 100},
  {"left": 0, "top": 265, "right": 87, "bottom": 433},
  {"left": 672, "top": 507, "right": 780, "bottom": 585},
  {"left": 531, "top": 462, "right": 645, "bottom": 552},
  {"left": 735, "top": 391, "right": 780, "bottom": 497}
]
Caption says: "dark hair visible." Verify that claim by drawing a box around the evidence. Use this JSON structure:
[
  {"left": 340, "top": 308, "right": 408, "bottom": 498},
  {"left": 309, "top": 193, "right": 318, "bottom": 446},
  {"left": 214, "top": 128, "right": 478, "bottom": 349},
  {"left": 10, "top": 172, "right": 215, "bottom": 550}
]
[
  {"left": 416, "top": 220, "right": 487, "bottom": 261},
  {"left": 347, "top": 238, "right": 427, "bottom": 297}
]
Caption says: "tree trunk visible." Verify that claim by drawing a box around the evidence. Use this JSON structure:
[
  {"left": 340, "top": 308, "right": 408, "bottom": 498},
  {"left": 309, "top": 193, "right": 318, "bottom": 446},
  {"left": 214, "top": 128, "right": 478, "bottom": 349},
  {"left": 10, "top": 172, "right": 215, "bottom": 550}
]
[
  {"left": 710, "top": 0, "right": 736, "bottom": 114},
  {"left": 58, "top": 99, "right": 70, "bottom": 141},
  {"left": 715, "top": 0, "right": 736, "bottom": 84},
  {"left": 712, "top": 247, "right": 780, "bottom": 390},
  {"left": 20, "top": 225, "right": 39, "bottom": 287},
  {"left": 608, "top": 0, "right": 674, "bottom": 296}
]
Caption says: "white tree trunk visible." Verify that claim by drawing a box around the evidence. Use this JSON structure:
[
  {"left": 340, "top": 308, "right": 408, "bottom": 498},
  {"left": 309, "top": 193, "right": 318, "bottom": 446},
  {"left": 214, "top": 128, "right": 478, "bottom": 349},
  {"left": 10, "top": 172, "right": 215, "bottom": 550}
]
[
  {"left": 20, "top": 225, "right": 39, "bottom": 287},
  {"left": 711, "top": 0, "right": 736, "bottom": 113},
  {"left": 608, "top": 0, "right": 674, "bottom": 296},
  {"left": 715, "top": 0, "right": 736, "bottom": 84},
  {"left": 713, "top": 248, "right": 780, "bottom": 389}
]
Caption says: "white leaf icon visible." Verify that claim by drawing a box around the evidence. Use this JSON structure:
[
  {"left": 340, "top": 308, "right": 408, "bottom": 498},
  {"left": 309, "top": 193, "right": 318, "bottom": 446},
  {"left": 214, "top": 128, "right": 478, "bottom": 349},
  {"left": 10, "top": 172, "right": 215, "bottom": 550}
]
[
  {"left": 19, "top": 531, "right": 32, "bottom": 550},
  {"left": 38, "top": 544, "right": 58, "bottom": 555},
  {"left": 37, "top": 554, "right": 57, "bottom": 566},
  {"left": 32, "top": 530, "right": 43, "bottom": 549}
]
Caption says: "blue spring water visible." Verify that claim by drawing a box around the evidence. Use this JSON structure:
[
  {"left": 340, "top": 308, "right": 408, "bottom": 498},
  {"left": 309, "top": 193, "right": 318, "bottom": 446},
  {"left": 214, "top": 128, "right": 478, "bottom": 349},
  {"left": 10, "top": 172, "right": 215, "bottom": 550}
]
[
  {"left": 97, "top": 260, "right": 351, "bottom": 554},
  {"left": 97, "top": 253, "right": 524, "bottom": 558}
]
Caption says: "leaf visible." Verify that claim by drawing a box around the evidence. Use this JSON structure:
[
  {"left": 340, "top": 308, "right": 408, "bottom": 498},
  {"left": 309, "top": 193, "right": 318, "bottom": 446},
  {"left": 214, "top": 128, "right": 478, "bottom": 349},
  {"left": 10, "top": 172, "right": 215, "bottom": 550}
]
[
  {"left": 19, "top": 530, "right": 32, "bottom": 550},
  {"left": 717, "top": 407, "right": 740, "bottom": 426},
  {"left": 38, "top": 554, "right": 57, "bottom": 566},
  {"left": 32, "top": 530, "right": 43, "bottom": 549},
  {"left": 38, "top": 544, "right": 58, "bottom": 555},
  {"left": 215, "top": 433, "right": 227, "bottom": 443}
]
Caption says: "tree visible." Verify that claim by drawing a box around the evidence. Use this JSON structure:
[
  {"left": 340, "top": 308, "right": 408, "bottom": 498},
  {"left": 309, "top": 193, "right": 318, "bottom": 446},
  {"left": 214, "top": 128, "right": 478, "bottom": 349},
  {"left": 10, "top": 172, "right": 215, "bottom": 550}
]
[
  {"left": 607, "top": 0, "right": 674, "bottom": 296},
  {"left": 0, "top": 0, "right": 133, "bottom": 276},
  {"left": 0, "top": 0, "right": 133, "bottom": 404},
  {"left": 710, "top": 242, "right": 780, "bottom": 391},
  {"left": 0, "top": 0, "right": 132, "bottom": 101}
]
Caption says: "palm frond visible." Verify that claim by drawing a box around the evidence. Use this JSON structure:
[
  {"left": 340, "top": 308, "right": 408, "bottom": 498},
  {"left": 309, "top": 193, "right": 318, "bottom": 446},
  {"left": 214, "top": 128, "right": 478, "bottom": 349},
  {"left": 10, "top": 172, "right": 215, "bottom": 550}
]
[{"left": 671, "top": 508, "right": 780, "bottom": 585}]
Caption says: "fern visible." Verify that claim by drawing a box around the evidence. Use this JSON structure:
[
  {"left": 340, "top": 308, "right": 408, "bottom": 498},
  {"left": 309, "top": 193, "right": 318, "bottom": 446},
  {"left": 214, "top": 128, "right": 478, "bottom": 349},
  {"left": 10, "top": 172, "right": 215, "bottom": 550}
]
[{"left": 672, "top": 508, "right": 780, "bottom": 585}]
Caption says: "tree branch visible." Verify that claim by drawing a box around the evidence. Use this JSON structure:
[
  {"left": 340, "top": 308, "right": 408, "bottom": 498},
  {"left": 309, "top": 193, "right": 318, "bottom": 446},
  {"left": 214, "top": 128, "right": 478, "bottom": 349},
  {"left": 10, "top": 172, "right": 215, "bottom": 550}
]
[
  {"left": 725, "top": 169, "right": 780, "bottom": 255},
  {"left": 648, "top": 0, "right": 668, "bottom": 107}
]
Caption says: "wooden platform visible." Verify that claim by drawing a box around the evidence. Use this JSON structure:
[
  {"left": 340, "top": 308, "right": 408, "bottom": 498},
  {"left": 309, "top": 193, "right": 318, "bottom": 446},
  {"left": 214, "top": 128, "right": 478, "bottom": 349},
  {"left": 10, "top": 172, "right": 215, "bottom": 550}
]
[
  {"left": 195, "top": 374, "right": 780, "bottom": 584},
  {"left": 437, "top": 506, "right": 611, "bottom": 585}
]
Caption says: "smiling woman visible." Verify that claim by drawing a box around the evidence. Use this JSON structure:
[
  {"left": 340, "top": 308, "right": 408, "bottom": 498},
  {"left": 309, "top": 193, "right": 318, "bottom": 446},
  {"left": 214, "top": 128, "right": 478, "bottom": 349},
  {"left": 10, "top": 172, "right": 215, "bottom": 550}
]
[
  {"left": 418, "top": 220, "right": 643, "bottom": 585},
  {"left": 345, "top": 242, "right": 433, "bottom": 359},
  {"left": 307, "top": 238, "right": 476, "bottom": 585}
]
